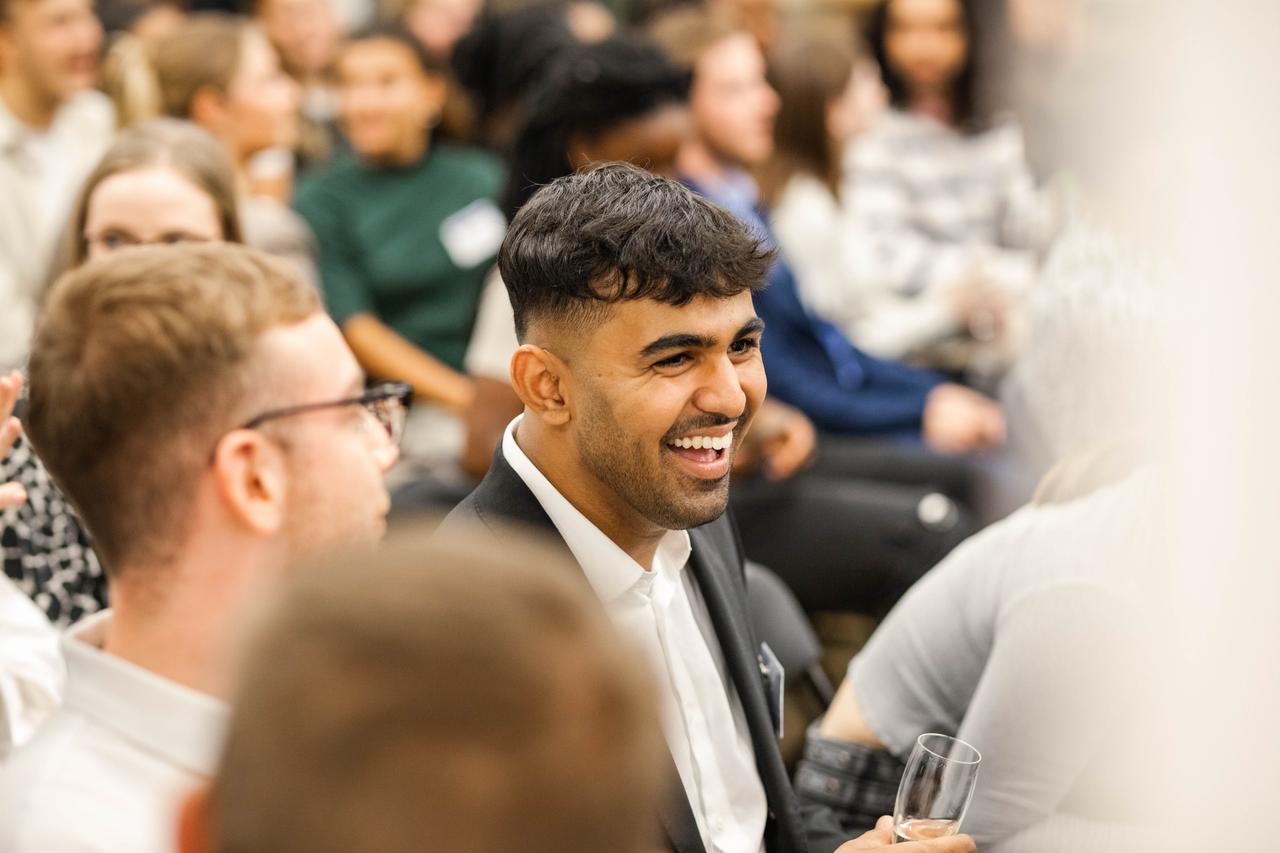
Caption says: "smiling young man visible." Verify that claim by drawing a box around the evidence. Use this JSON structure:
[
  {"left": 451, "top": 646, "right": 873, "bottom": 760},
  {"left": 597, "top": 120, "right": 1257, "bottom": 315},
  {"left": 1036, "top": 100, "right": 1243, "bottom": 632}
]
[
  {"left": 440, "top": 164, "right": 974, "bottom": 853},
  {"left": 0, "top": 244, "right": 404, "bottom": 853}
]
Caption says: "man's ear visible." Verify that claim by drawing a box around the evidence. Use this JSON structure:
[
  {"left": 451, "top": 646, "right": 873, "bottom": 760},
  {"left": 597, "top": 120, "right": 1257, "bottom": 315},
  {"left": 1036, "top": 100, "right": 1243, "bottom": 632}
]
[
  {"left": 210, "top": 429, "right": 289, "bottom": 536},
  {"left": 176, "top": 784, "right": 215, "bottom": 853},
  {"left": 189, "top": 86, "right": 229, "bottom": 135},
  {"left": 510, "top": 344, "right": 572, "bottom": 427}
]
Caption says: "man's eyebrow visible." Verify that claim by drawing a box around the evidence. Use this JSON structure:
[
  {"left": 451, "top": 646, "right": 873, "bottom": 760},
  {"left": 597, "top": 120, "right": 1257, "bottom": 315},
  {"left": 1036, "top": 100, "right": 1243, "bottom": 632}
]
[
  {"left": 636, "top": 318, "right": 765, "bottom": 359},
  {"left": 638, "top": 333, "right": 715, "bottom": 358}
]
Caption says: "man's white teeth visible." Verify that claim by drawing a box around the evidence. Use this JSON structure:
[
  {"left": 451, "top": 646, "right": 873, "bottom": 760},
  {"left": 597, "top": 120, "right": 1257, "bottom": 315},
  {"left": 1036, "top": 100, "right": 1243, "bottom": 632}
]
[{"left": 669, "top": 434, "right": 732, "bottom": 451}]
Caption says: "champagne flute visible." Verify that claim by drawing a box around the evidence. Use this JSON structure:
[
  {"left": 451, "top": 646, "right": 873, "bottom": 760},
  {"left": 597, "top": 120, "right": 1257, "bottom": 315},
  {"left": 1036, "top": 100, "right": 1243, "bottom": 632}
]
[{"left": 893, "top": 733, "right": 981, "bottom": 843}]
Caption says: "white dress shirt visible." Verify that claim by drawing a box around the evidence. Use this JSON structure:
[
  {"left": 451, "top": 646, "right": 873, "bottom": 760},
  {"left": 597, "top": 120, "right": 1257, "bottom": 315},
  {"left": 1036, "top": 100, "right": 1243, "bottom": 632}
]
[
  {"left": 0, "top": 611, "right": 229, "bottom": 853},
  {"left": 503, "top": 417, "right": 768, "bottom": 853},
  {"left": 0, "top": 90, "right": 113, "bottom": 370},
  {"left": 0, "top": 574, "right": 63, "bottom": 759}
]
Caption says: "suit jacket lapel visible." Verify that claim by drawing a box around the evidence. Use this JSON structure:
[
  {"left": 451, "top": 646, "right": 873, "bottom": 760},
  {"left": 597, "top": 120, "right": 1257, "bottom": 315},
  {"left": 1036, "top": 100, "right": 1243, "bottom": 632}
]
[
  {"left": 465, "top": 444, "right": 559, "bottom": 538},
  {"left": 688, "top": 523, "right": 807, "bottom": 853},
  {"left": 686, "top": 525, "right": 777, "bottom": 762}
]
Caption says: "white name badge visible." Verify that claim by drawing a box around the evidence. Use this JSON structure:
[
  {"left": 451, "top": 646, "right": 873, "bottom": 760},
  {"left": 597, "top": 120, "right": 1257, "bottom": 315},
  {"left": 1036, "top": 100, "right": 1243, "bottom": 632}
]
[{"left": 439, "top": 199, "right": 507, "bottom": 269}]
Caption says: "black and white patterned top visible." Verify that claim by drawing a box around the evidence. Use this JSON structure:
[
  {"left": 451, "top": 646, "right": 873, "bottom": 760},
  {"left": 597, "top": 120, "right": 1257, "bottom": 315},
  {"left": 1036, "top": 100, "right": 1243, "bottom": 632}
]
[{"left": 1, "top": 435, "right": 107, "bottom": 628}]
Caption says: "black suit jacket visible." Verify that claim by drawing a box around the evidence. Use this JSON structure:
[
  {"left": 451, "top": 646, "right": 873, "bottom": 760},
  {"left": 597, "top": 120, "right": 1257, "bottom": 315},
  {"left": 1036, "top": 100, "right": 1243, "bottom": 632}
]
[{"left": 438, "top": 445, "right": 851, "bottom": 853}]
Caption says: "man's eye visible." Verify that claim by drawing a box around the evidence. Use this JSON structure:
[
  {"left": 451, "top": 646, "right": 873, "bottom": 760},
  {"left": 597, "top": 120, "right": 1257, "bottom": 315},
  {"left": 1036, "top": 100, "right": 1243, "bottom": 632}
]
[
  {"left": 101, "top": 232, "right": 137, "bottom": 250},
  {"left": 653, "top": 353, "right": 691, "bottom": 369},
  {"left": 730, "top": 338, "right": 760, "bottom": 355}
]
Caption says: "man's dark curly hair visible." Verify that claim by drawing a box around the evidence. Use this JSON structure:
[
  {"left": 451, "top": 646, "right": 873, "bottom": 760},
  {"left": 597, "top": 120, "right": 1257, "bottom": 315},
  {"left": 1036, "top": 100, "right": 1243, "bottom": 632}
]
[{"left": 500, "top": 162, "right": 774, "bottom": 342}]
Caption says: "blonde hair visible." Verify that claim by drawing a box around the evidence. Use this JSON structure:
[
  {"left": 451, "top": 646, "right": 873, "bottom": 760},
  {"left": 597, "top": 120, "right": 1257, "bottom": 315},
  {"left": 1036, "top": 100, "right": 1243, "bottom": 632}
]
[
  {"left": 65, "top": 118, "right": 242, "bottom": 268},
  {"left": 211, "top": 527, "right": 666, "bottom": 853},
  {"left": 27, "top": 243, "right": 320, "bottom": 572}
]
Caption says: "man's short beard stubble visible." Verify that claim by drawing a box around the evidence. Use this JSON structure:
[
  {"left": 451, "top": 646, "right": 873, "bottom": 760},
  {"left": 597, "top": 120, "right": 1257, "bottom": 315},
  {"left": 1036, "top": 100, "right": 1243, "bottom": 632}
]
[
  {"left": 575, "top": 389, "right": 735, "bottom": 533},
  {"left": 281, "top": 445, "right": 382, "bottom": 560}
]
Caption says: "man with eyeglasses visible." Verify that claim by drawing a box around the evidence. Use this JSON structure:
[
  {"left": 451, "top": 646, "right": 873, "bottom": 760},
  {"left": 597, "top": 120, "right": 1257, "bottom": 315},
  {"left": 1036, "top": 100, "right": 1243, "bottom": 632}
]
[{"left": 0, "top": 243, "right": 408, "bottom": 853}]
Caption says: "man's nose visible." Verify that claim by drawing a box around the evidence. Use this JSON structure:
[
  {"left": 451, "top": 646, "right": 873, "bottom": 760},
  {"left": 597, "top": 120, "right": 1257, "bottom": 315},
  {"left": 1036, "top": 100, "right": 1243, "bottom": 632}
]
[{"left": 693, "top": 355, "right": 747, "bottom": 418}]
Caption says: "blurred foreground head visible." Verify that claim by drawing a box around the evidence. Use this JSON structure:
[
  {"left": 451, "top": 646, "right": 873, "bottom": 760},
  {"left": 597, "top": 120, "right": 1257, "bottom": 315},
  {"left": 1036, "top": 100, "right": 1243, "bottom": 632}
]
[
  {"left": 1014, "top": 224, "right": 1158, "bottom": 465},
  {"left": 185, "top": 526, "right": 666, "bottom": 853}
]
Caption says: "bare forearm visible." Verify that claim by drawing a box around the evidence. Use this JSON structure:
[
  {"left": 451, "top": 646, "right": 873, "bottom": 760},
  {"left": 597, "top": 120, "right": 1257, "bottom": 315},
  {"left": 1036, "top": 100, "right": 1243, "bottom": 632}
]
[
  {"left": 341, "top": 314, "right": 475, "bottom": 413},
  {"left": 820, "top": 680, "right": 887, "bottom": 749}
]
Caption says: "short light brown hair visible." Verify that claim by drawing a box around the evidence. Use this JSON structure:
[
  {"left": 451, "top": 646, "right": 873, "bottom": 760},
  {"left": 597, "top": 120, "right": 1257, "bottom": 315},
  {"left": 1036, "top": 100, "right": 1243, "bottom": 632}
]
[
  {"left": 106, "top": 13, "right": 249, "bottom": 125},
  {"left": 646, "top": 5, "right": 743, "bottom": 72},
  {"left": 26, "top": 243, "right": 320, "bottom": 573},
  {"left": 152, "top": 13, "right": 247, "bottom": 118},
  {"left": 211, "top": 526, "right": 667, "bottom": 853}
]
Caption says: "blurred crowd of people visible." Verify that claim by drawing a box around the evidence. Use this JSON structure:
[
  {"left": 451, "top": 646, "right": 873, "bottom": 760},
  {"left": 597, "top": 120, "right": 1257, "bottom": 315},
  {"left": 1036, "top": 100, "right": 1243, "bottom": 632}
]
[{"left": 0, "top": 0, "right": 1162, "bottom": 850}]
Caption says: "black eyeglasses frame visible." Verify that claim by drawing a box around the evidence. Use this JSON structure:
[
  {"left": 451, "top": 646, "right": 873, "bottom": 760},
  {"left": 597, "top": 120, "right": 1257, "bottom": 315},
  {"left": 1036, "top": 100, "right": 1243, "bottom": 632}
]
[{"left": 239, "top": 381, "right": 413, "bottom": 444}]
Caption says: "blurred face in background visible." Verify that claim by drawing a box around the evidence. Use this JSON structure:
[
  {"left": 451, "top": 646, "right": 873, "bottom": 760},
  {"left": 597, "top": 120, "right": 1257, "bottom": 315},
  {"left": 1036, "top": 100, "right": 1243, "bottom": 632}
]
[
  {"left": 82, "top": 166, "right": 225, "bottom": 260},
  {"left": 257, "top": 0, "right": 342, "bottom": 80},
  {"left": 404, "top": 0, "right": 479, "bottom": 60},
  {"left": 572, "top": 103, "right": 691, "bottom": 178},
  {"left": 221, "top": 30, "right": 301, "bottom": 158},
  {"left": 826, "top": 58, "right": 887, "bottom": 144},
  {"left": 126, "top": 3, "right": 184, "bottom": 44},
  {"left": 0, "top": 0, "right": 101, "bottom": 112},
  {"left": 884, "top": 0, "right": 968, "bottom": 98},
  {"left": 337, "top": 37, "right": 445, "bottom": 165},
  {"left": 564, "top": 0, "right": 614, "bottom": 44},
  {"left": 689, "top": 31, "right": 779, "bottom": 168}
]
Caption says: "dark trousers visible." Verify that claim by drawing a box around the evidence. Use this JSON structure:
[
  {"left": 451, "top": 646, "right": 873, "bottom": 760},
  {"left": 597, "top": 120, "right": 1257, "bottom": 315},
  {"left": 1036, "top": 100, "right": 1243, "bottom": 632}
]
[{"left": 730, "top": 437, "right": 978, "bottom": 616}]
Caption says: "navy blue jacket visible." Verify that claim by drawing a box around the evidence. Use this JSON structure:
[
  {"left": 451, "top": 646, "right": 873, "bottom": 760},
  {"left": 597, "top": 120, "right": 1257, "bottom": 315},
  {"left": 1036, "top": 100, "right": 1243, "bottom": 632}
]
[{"left": 685, "top": 174, "right": 941, "bottom": 440}]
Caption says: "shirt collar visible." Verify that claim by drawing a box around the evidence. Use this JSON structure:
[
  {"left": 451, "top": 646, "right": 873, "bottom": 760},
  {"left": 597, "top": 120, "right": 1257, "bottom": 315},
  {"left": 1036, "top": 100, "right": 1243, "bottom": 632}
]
[
  {"left": 0, "top": 91, "right": 107, "bottom": 154},
  {"left": 61, "top": 611, "right": 230, "bottom": 777},
  {"left": 502, "top": 416, "right": 692, "bottom": 604}
]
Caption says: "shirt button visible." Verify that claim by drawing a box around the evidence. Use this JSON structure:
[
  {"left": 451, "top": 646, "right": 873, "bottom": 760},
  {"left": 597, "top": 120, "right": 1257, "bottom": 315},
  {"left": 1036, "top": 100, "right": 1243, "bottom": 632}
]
[{"left": 712, "top": 816, "right": 726, "bottom": 834}]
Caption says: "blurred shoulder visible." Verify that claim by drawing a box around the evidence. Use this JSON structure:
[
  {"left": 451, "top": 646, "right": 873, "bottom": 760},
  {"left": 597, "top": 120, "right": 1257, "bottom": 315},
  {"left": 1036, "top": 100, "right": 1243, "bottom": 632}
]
[
  {"left": 67, "top": 90, "right": 114, "bottom": 132},
  {"left": 0, "top": 707, "right": 201, "bottom": 853},
  {"left": 433, "top": 143, "right": 507, "bottom": 194},
  {"left": 295, "top": 149, "right": 367, "bottom": 203},
  {"left": 772, "top": 173, "right": 839, "bottom": 238},
  {"left": 0, "top": 714, "right": 119, "bottom": 851}
]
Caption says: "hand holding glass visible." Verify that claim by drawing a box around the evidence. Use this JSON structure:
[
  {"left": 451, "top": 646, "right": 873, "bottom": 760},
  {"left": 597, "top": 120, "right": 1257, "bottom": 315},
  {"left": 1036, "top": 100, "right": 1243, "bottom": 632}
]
[{"left": 893, "top": 733, "right": 981, "bottom": 843}]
